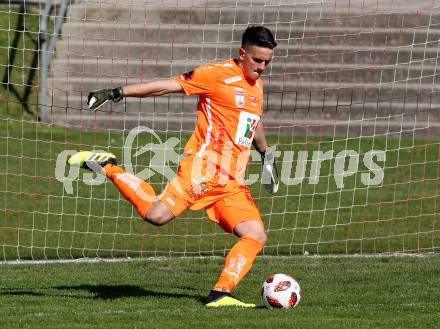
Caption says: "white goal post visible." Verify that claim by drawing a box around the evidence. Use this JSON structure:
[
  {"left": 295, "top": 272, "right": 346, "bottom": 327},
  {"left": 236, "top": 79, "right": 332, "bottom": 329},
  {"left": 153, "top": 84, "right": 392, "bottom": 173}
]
[{"left": 0, "top": 0, "right": 439, "bottom": 261}]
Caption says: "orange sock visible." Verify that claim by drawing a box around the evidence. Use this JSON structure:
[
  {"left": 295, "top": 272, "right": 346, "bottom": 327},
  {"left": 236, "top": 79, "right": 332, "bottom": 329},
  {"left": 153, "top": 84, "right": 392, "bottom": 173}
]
[
  {"left": 213, "top": 236, "right": 263, "bottom": 293},
  {"left": 103, "top": 164, "right": 156, "bottom": 219}
]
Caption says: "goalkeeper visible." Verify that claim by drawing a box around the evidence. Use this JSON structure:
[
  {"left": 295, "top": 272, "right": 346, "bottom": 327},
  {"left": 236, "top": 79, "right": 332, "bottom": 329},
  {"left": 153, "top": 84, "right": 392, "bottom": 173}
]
[{"left": 69, "top": 25, "right": 279, "bottom": 308}]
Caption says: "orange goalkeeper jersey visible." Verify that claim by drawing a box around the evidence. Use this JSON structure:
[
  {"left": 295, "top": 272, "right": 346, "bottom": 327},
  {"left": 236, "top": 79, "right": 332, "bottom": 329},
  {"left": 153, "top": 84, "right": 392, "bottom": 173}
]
[{"left": 174, "top": 59, "right": 264, "bottom": 184}]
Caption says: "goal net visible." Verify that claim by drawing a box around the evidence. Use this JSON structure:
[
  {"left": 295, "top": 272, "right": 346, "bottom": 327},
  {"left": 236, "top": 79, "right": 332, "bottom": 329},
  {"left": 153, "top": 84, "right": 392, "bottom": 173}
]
[{"left": 1, "top": 0, "right": 439, "bottom": 261}]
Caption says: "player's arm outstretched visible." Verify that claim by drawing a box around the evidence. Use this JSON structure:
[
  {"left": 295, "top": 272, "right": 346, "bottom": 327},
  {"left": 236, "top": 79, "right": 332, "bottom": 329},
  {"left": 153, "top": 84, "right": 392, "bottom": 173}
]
[
  {"left": 253, "top": 121, "right": 279, "bottom": 194},
  {"left": 86, "top": 79, "right": 183, "bottom": 111}
]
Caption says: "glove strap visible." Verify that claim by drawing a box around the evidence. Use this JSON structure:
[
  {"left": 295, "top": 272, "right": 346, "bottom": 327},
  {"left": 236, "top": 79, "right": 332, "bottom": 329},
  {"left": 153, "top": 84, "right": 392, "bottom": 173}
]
[{"left": 110, "top": 87, "right": 123, "bottom": 102}]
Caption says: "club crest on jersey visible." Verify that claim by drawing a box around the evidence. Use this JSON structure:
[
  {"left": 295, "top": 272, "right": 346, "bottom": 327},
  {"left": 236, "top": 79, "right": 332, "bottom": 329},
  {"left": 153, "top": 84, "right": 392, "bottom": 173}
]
[
  {"left": 234, "top": 88, "right": 245, "bottom": 108},
  {"left": 235, "top": 111, "right": 260, "bottom": 148}
]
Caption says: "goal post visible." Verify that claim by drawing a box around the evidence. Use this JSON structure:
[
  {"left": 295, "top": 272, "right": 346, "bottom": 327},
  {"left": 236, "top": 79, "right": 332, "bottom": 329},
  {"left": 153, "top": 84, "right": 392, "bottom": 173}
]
[{"left": 0, "top": 0, "right": 439, "bottom": 261}]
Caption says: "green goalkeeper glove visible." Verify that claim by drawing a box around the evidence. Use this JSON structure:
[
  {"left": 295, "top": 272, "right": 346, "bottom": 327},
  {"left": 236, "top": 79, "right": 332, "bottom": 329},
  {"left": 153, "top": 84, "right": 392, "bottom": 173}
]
[
  {"left": 86, "top": 87, "right": 123, "bottom": 110},
  {"left": 260, "top": 147, "right": 279, "bottom": 194}
]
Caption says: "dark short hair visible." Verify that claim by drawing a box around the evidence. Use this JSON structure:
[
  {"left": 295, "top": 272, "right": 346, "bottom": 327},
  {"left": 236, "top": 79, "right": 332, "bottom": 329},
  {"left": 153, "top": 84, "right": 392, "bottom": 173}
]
[{"left": 241, "top": 25, "right": 277, "bottom": 49}]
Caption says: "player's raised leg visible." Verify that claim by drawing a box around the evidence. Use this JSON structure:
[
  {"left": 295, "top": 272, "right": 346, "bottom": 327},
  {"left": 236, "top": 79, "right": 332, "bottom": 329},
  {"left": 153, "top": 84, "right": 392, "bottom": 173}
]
[{"left": 68, "top": 151, "right": 174, "bottom": 226}]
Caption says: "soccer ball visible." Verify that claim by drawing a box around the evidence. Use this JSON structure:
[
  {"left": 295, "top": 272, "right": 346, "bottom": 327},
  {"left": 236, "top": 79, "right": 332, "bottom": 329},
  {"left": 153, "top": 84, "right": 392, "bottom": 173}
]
[{"left": 261, "top": 273, "right": 301, "bottom": 309}]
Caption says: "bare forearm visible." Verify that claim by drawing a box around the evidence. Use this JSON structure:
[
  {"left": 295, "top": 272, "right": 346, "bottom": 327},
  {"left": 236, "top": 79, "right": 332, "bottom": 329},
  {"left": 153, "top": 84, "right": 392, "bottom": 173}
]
[
  {"left": 253, "top": 121, "right": 268, "bottom": 154},
  {"left": 122, "top": 79, "right": 183, "bottom": 97}
]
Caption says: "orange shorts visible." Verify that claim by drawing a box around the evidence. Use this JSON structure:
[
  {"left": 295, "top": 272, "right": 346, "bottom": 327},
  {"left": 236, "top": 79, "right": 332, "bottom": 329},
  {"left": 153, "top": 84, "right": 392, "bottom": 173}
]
[{"left": 158, "top": 155, "right": 262, "bottom": 233}]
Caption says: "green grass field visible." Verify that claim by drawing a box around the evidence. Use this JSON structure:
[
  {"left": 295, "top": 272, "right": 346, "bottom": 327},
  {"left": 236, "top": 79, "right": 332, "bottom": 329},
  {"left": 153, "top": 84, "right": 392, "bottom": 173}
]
[{"left": 0, "top": 256, "right": 439, "bottom": 329}]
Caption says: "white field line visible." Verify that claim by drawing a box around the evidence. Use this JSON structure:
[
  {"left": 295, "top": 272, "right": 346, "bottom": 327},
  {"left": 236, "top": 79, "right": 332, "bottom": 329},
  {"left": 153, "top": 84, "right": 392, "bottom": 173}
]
[{"left": 0, "top": 252, "right": 437, "bottom": 265}]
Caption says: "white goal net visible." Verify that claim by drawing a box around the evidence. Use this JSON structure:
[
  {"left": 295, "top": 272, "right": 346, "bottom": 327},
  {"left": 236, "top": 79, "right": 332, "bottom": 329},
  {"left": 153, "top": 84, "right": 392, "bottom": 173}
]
[{"left": 0, "top": 0, "right": 439, "bottom": 261}]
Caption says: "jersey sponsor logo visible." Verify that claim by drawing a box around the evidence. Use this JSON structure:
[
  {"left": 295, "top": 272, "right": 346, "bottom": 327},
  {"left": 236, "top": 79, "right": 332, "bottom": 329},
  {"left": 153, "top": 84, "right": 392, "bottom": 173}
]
[
  {"left": 235, "top": 111, "right": 260, "bottom": 148},
  {"left": 224, "top": 76, "right": 242, "bottom": 84},
  {"left": 180, "top": 70, "right": 194, "bottom": 80},
  {"left": 235, "top": 87, "right": 245, "bottom": 108}
]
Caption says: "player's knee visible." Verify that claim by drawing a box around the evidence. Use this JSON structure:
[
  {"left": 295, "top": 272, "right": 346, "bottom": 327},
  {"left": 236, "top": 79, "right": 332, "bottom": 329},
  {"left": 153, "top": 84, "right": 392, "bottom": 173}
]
[
  {"left": 234, "top": 220, "right": 267, "bottom": 246},
  {"left": 144, "top": 212, "right": 167, "bottom": 226},
  {"left": 244, "top": 229, "right": 267, "bottom": 247},
  {"left": 254, "top": 231, "right": 267, "bottom": 246},
  {"left": 145, "top": 206, "right": 172, "bottom": 226}
]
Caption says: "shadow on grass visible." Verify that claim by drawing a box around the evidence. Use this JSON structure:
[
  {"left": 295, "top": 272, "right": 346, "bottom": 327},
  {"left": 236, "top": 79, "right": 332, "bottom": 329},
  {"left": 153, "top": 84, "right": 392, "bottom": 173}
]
[
  {"left": 1, "top": 284, "right": 206, "bottom": 304},
  {"left": 58, "top": 284, "right": 206, "bottom": 301}
]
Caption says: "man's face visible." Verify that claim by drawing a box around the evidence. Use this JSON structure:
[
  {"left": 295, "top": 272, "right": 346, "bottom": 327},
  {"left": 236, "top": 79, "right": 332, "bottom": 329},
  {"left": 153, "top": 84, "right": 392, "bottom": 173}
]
[{"left": 239, "top": 45, "right": 273, "bottom": 81}]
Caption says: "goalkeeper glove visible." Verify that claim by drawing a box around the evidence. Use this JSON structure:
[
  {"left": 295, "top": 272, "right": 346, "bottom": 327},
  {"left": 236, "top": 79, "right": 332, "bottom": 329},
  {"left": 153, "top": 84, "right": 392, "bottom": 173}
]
[
  {"left": 260, "top": 147, "right": 279, "bottom": 194},
  {"left": 86, "top": 87, "right": 123, "bottom": 110}
]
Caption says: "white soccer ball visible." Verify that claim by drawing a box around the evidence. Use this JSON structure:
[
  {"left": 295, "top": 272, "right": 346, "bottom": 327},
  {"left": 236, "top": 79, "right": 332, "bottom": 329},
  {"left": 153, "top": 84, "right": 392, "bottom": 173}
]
[{"left": 261, "top": 273, "right": 301, "bottom": 309}]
